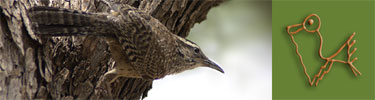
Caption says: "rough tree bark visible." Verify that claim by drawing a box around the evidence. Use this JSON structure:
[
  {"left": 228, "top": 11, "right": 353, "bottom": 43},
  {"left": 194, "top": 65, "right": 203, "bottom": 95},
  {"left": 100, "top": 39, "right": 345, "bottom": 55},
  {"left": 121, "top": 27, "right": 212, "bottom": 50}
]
[{"left": 0, "top": 0, "right": 223, "bottom": 99}]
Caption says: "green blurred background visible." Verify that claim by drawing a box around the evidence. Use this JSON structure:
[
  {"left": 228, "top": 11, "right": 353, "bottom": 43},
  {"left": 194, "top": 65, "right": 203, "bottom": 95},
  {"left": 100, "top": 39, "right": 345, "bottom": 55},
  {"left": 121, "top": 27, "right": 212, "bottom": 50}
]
[{"left": 273, "top": 0, "right": 374, "bottom": 99}]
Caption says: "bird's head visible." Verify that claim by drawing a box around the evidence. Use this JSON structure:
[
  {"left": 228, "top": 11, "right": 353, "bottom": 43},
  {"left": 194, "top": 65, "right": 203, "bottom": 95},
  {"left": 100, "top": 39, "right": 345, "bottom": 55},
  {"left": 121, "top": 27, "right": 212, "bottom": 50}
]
[
  {"left": 174, "top": 37, "right": 224, "bottom": 74},
  {"left": 287, "top": 14, "right": 321, "bottom": 35}
]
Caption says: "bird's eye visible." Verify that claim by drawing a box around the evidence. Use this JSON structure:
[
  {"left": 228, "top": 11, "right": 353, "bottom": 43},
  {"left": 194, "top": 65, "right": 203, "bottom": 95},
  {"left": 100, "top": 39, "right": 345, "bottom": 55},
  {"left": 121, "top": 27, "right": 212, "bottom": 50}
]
[{"left": 194, "top": 48, "right": 200, "bottom": 53}]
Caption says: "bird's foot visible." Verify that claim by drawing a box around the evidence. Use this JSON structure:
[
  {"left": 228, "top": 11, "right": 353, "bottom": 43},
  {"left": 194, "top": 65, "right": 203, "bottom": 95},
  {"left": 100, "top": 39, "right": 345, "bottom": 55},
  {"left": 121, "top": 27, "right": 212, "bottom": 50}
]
[{"left": 345, "top": 32, "right": 361, "bottom": 76}]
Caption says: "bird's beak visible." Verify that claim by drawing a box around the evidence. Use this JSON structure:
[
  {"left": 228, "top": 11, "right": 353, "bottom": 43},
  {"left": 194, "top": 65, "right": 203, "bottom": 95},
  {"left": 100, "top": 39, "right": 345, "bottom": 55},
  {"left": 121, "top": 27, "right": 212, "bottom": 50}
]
[
  {"left": 203, "top": 59, "right": 224, "bottom": 73},
  {"left": 286, "top": 23, "right": 303, "bottom": 35}
]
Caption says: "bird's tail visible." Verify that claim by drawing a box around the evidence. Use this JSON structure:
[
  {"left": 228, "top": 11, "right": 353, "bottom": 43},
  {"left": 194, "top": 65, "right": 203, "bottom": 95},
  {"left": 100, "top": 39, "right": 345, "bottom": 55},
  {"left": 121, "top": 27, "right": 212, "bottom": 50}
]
[{"left": 27, "top": 6, "right": 114, "bottom": 36}]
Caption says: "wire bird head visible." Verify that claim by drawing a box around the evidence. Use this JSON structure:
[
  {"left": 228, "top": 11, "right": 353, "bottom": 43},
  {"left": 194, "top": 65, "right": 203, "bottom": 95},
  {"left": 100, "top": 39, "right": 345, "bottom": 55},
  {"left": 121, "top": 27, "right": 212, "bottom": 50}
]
[
  {"left": 287, "top": 14, "right": 321, "bottom": 35},
  {"left": 174, "top": 37, "right": 224, "bottom": 74}
]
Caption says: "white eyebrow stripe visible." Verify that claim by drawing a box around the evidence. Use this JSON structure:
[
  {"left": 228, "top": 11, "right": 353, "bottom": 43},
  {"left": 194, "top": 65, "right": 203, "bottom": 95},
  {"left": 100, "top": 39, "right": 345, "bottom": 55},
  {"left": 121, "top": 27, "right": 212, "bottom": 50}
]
[{"left": 176, "top": 36, "right": 199, "bottom": 48}]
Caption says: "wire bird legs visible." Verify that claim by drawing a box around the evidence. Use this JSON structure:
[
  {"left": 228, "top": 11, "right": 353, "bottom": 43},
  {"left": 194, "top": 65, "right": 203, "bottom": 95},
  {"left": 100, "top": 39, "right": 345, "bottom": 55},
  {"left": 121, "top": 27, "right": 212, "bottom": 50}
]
[{"left": 286, "top": 14, "right": 361, "bottom": 87}]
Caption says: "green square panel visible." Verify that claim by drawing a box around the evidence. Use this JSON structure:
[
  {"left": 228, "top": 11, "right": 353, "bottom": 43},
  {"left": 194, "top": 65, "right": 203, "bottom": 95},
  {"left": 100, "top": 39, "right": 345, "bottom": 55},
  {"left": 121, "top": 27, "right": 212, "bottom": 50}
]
[{"left": 272, "top": 0, "right": 374, "bottom": 99}]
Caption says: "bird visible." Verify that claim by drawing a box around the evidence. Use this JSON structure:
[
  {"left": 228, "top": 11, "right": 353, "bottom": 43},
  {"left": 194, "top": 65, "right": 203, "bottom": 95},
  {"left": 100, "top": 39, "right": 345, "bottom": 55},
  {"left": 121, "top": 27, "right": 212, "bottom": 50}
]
[
  {"left": 286, "top": 14, "right": 361, "bottom": 86},
  {"left": 27, "top": 1, "right": 224, "bottom": 85}
]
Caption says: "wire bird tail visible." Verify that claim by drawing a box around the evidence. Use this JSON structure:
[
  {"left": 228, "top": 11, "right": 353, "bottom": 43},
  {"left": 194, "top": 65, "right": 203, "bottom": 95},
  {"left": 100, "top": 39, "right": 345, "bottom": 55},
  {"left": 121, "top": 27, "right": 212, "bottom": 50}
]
[{"left": 27, "top": 6, "right": 114, "bottom": 36}]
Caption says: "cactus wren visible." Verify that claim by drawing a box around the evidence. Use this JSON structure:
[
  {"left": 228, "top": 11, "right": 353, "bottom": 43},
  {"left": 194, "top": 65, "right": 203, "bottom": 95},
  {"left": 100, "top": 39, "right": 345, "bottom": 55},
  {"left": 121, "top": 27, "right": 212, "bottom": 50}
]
[{"left": 27, "top": 2, "right": 224, "bottom": 83}]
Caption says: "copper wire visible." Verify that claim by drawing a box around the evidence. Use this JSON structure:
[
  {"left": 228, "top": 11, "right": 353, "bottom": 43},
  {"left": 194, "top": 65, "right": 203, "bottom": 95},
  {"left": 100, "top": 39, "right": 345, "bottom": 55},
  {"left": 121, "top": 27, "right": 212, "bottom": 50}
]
[{"left": 286, "top": 14, "right": 361, "bottom": 86}]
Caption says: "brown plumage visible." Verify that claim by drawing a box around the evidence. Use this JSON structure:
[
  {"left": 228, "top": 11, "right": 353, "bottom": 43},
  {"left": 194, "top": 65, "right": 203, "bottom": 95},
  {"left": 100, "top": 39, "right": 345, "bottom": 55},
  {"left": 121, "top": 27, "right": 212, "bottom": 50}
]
[{"left": 27, "top": 2, "right": 223, "bottom": 83}]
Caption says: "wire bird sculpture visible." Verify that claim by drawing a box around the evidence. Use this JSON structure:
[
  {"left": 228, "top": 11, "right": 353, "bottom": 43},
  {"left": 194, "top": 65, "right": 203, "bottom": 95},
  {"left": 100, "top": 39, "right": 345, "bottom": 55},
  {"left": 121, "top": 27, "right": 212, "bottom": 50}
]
[{"left": 286, "top": 14, "right": 361, "bottom": 87}]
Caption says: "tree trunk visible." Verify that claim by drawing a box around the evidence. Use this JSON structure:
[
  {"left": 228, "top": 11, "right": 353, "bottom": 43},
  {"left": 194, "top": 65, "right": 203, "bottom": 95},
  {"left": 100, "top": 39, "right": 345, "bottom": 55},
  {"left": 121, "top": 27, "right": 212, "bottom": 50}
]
[{"left": 0, "top": 0, "right": 223, "bottom": 99}]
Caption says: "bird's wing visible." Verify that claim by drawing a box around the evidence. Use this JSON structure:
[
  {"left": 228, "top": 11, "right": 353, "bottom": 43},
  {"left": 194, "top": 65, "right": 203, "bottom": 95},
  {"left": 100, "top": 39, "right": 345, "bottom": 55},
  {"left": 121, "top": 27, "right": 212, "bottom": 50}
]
[
  {"left": 110, "top": 4, "right": 166, "bottom": 79},
  {"left": 112, "top": 2, "right": 190, "bottom": 79}
]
